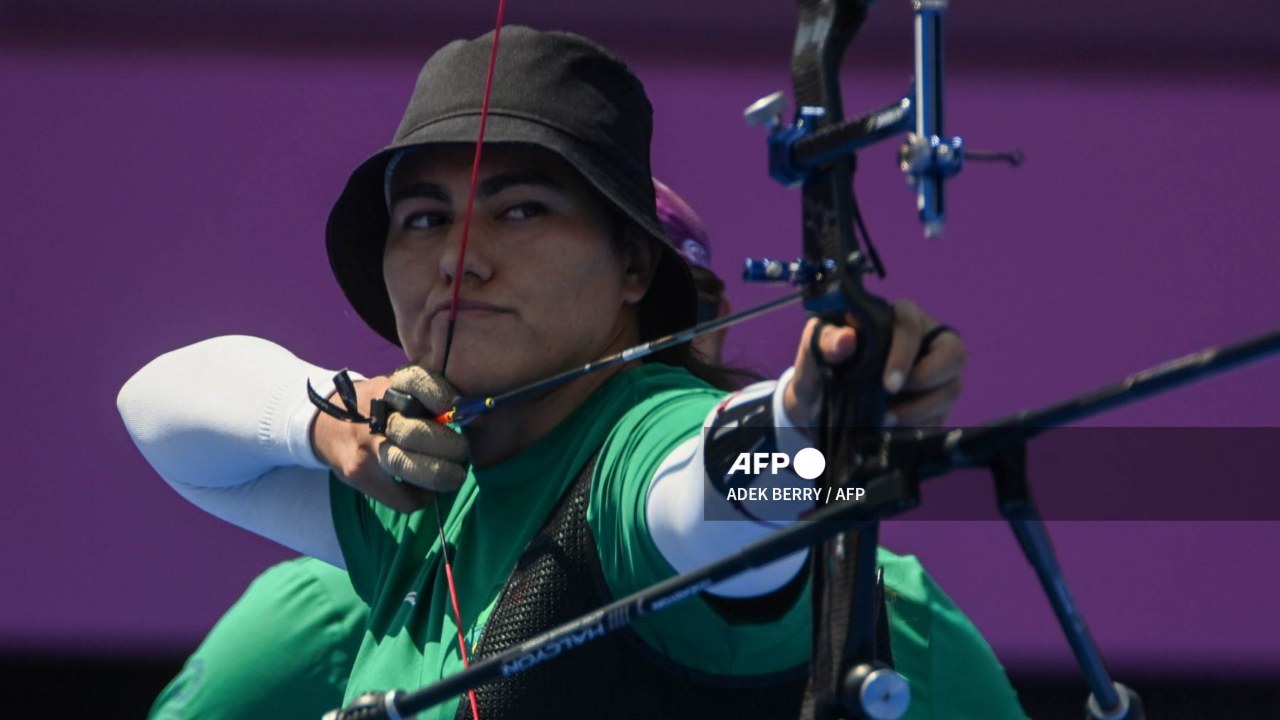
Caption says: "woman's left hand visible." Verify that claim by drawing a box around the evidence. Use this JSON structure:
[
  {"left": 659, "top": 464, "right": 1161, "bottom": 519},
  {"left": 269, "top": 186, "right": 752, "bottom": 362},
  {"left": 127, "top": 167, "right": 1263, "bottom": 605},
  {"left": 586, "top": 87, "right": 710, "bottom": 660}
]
[{"left": 784, "top": 300, "right": 967, "bottom": 431}]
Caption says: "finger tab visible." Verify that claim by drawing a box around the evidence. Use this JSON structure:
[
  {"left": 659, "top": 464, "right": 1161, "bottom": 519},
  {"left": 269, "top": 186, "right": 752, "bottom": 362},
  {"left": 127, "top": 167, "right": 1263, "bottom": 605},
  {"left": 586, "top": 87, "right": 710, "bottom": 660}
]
[{"left": 390, "top": 365, "right": 456, "bottom": 408}]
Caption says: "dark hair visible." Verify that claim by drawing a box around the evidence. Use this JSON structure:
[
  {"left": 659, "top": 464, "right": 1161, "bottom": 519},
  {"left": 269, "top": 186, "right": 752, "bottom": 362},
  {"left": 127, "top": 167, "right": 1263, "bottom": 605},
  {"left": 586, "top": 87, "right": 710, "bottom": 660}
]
[
  {"left": 591, "top": 188, "right": 761, "bottom": 392},
  {"left": 646, "top": 342, "right": 762, "bottom": 391},
  {"left": 630, "top": 240, "right": 761, "bottom": 391}
]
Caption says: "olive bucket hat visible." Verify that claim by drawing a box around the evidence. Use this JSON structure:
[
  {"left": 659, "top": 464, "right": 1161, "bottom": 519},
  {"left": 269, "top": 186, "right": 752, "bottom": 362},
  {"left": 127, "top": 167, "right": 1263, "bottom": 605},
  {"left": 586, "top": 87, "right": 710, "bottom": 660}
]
[{"left": 326, "top": 26, "right": 697, "bottom": 346}]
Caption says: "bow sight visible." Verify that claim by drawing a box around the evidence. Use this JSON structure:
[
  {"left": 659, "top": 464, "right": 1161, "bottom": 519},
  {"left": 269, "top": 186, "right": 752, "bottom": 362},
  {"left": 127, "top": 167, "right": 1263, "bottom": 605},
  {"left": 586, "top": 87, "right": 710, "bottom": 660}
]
[{"left": 744, "top": 0, "right": 971, "bottom": 238}]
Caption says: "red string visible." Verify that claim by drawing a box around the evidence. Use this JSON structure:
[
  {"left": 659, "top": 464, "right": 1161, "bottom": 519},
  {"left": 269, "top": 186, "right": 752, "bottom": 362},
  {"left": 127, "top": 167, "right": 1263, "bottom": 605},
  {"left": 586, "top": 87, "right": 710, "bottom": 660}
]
[
  {"left": 444, "top": 546, "right": 482, "bottom": 719},
  {"left": 435, "top": 500, "right": 481, "bottom": 720},
  {"left": 440, "top": 0, "right": 508, "bottom": 376}
]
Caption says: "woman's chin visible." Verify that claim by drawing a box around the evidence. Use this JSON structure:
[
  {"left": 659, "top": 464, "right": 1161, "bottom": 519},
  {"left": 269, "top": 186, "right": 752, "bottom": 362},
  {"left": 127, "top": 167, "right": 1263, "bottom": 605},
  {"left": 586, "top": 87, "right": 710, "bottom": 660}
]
[
  {"left": 443, "top": 366, "right": 518, "bottom": 400},
  {"left": 403, "top": 342, "right": 505, "bottom": 389}
]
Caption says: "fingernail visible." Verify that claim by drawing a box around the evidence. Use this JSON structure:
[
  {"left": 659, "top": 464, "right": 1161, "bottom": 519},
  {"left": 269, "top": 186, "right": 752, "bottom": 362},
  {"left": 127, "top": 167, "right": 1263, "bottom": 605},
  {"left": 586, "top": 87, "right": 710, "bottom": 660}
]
[
  {"left": 885, "top": 371, "right": 905, "bottom": 394},
  {"left": 883, "top": 413, "right": 898, "bottom": 428}
]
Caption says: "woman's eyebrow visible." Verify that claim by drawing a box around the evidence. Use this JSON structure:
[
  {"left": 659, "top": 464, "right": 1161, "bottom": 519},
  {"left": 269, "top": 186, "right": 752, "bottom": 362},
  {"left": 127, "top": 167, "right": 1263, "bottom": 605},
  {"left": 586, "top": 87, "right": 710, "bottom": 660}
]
[
  {"left": 389, "top": 171, "right": 561, "bottom": 208},
  {"left": 477, "top": 170, "right": 562, "bottom": 199},
  {"left": 389, "top": 182, "right": 449, "bottom": 207}
]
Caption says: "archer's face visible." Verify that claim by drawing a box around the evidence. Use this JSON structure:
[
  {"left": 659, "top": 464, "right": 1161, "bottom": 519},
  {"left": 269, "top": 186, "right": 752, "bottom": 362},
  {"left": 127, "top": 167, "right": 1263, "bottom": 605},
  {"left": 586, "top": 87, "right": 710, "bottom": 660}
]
[{"left": 383, "top": 145, "right": 651, "bottom": 397}]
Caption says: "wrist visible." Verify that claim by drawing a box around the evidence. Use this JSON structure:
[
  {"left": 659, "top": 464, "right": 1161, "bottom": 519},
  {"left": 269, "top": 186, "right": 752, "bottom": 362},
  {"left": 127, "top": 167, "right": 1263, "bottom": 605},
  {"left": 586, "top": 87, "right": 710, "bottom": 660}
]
[{"left": 777, "top": 366, "right": 816, "bottom": 442}]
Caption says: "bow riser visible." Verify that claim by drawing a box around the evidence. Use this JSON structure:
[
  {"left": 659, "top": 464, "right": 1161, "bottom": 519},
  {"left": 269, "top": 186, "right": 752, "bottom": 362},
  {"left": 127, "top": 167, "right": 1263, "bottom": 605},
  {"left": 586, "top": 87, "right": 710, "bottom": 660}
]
[
  {"left": 790, "top": 2, "right": 911, "bottom": 719},
  {"left": 792, "top": 0, "right": 896, "bottom": 438}
]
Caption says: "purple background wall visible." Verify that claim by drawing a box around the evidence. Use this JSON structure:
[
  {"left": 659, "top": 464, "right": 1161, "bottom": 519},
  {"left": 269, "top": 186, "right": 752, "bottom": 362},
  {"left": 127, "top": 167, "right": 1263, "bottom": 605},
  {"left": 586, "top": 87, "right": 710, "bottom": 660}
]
[{"left": 2, "top": 4, "right": 1278, "bottom": 681}]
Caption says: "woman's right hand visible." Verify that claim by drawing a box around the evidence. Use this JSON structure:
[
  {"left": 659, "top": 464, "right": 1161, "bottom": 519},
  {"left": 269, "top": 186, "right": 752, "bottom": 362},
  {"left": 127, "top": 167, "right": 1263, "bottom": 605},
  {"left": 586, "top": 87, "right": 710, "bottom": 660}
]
[{"left": 311, "top": 367, "right": 469, "bottom": 512}]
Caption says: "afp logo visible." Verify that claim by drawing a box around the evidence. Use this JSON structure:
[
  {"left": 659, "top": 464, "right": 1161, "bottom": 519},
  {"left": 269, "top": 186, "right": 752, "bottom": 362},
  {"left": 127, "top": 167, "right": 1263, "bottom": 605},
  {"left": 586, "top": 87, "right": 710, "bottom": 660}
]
[{"left": 726, "top": 447, "right": 826, "bottom": 480}]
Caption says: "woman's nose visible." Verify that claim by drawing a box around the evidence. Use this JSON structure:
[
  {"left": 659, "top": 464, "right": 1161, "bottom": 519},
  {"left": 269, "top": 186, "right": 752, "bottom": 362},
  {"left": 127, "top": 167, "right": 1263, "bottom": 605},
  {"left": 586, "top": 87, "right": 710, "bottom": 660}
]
[{"left": 437, "top": 217, "right": 494, "bottom": 286}]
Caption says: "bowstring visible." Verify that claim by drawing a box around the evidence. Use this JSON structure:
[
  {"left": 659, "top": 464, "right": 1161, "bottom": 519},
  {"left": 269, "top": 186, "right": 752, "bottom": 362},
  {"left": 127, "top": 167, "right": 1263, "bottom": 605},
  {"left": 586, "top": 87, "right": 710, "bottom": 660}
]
[
  {"left": 436, "top": 5, "right": 507, "bottom": 719},
  {"left": 440, "top": 0, "right": 507, "bottom": 378}
]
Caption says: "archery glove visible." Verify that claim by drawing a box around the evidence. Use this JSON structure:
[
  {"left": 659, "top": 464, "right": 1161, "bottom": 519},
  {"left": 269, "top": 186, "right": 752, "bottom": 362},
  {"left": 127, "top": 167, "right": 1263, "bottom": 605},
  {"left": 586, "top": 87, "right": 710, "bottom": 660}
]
[{"left": 376, "top": 365, "right": 469, "bottom": 492}]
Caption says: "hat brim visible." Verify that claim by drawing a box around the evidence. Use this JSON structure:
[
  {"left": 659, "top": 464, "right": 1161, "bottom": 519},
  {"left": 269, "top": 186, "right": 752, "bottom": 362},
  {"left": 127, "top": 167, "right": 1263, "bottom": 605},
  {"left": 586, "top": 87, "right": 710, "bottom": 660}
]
[{"left": 326, "top": 112, "right": 697, "bottom": 347}]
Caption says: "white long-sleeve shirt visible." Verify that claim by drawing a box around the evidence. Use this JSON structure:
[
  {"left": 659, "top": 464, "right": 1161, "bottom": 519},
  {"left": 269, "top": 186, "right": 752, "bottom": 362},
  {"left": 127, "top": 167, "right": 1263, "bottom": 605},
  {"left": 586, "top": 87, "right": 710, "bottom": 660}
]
[{"left": 117, "top": 335, "right": 811, "bottom": 597}]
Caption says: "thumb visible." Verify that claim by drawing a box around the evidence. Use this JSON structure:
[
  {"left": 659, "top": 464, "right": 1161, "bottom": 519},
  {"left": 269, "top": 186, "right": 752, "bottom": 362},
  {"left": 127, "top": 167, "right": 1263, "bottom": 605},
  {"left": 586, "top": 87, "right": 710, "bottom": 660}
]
[{"left": 786, "top": 319, "right": 857, "bottom": 426}]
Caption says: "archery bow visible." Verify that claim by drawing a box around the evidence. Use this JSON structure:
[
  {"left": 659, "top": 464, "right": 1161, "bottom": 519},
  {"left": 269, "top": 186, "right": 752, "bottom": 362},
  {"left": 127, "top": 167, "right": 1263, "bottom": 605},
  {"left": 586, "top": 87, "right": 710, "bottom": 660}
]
[
  {"left": 318, "top": 1, "right": 1280, "bottom": 718},
  {"left": 759, "top": 2, "right": 1133, "bottom": 717}
]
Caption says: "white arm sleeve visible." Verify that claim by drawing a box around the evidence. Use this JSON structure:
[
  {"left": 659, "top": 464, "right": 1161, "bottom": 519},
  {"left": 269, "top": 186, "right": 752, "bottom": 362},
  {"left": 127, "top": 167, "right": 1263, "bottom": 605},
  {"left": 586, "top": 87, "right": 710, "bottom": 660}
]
[
  {"left": 646, "top": 367, "right": 814, "bottom": 598},
  {"left": 117, "top": 335, "right": 362, "bottom": 568}
]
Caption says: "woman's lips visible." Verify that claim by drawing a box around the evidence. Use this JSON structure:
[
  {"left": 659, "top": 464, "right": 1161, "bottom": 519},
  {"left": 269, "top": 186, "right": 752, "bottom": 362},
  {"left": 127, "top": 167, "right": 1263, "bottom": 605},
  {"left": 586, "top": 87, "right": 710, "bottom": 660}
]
[
  {"left": 430, "top": 299, "right": 509, "bottom": 330},
  {"left": 430, "top": 300, "right": 509, "bottom": 321}
]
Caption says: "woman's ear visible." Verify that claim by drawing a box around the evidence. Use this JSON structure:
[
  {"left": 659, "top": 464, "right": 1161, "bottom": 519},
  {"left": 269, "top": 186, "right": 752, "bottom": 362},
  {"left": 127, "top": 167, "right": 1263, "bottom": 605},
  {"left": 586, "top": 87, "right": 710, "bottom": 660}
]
[{"left": 619, "top": 227, "right": 659, "bottom": 305}]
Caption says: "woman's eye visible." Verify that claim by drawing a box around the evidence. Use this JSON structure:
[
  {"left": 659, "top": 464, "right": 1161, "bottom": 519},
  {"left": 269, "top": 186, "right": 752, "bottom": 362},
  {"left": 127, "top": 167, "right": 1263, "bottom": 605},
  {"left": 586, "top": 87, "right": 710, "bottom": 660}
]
[
  {"left": 402, "top": 211, "right": 450, "bottom": 231},
  {"left": 502, "top": 202, "right": 548, "bottom": 221}
]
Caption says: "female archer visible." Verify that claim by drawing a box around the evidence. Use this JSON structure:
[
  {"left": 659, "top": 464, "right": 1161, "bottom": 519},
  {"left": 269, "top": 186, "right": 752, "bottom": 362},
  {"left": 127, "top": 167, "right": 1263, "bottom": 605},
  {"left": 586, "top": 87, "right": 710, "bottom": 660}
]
[
  {"left": 120, "top": 26, "right": 1025, "bottom": 720},
  {"left": 143, "top": 178, "right": 746, "bottom": 720}
]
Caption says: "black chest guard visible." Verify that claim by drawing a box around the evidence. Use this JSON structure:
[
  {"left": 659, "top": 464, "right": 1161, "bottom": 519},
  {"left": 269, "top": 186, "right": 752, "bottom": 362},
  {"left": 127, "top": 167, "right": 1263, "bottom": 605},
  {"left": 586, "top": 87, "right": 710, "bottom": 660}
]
[{"left": 454, "top": 455, "right": 810, "bottom": 720}]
